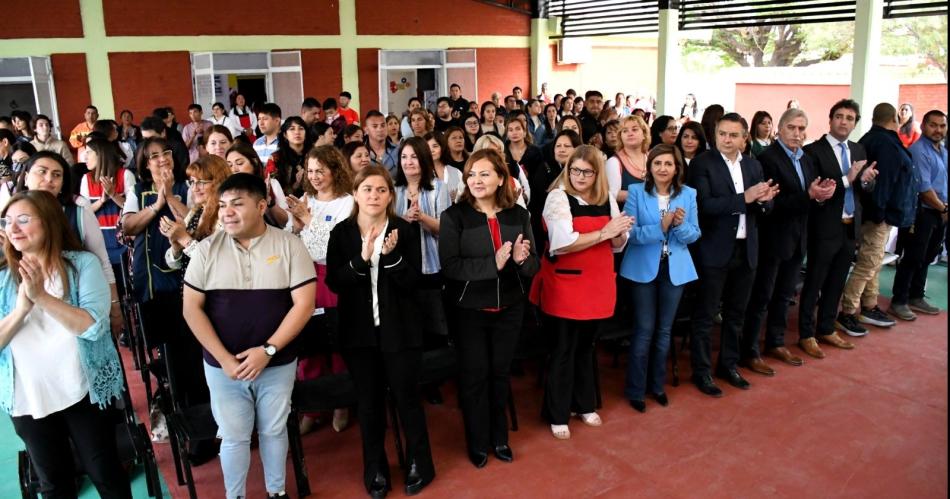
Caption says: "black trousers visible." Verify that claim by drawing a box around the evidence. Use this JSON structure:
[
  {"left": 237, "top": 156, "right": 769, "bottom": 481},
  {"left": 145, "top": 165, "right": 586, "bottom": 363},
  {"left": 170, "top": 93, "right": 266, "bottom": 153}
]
[
  {"left": 691, "top": 241, "right": 756, "bottom": 377},
  {"left": 342, "top": 347, "right": 434, "bottom": 492},
  {"left": 742, "top": 247, "right": 804, "bottom": 357},
  {"left": 799, "top": 223, "right": 856, "bottom": 337},
  {"left": 453, "top": 302, "right": 523, "bottom": 452},
  {"left": 11, "top": 398, "right": 132, "bottom": 499},
  {"left": 541, "top": 315, "right": 598, "bottom": 425},
  {"left": 893, "top": 208, "right": 947, "bottom": 304}
]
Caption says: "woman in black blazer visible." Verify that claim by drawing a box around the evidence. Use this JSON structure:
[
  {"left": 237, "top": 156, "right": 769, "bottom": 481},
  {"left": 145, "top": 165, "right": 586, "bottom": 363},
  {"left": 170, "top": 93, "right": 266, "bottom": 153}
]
[
  {"left": 325, "top": 166, "right": 434, "bottom": 498},
  {"left": 439, "top": 148, "right": 540, "bottom": 468}
]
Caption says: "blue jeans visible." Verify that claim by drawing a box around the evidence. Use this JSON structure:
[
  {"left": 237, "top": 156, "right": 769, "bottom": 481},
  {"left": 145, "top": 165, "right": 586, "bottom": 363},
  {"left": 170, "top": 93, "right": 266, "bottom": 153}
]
[
  {"left": 204, "top": 361, "right": 297, "bottom": 499},
  {"left": 625, "top": 261, "right": 685, "bottom": 401}
]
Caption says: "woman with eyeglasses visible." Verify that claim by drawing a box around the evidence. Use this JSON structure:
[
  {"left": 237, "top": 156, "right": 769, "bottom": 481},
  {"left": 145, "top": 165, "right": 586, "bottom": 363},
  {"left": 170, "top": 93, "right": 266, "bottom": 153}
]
[
  {"left": 16, "top": 151, "right": 124, "bottom": 336},
  {"left": 119, "top": 137, "right": 189, "bottom": 350},
  {"left": 0, "top": 190, "right": 131, "bottom": 499},
  {"left": 620, "top": 144, "right": 700, "bottom": 413},
  {"left": 462, "top": 112, "right": 483, "bottom": 153},
  {"left": 285, "top": 145, "right": 354, "bottom": 435},
  {"left": 650, "top": 116, "right": 679, "bottom": 148},
  {"left": 530, "top": 145, "right": 632, "bottom": 440}
]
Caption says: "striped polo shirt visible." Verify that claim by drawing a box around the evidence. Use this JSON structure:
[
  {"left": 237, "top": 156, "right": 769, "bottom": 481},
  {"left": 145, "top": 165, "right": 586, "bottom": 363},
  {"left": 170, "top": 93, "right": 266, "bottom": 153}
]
[{"left": 184, "top": 225, "right": 316, "bottom": 368}]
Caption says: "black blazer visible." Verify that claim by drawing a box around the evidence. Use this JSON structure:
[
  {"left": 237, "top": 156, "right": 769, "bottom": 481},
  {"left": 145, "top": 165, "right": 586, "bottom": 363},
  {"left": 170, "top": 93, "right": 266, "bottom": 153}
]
[
  {"left": 325, "top": 217, "right": 423, "bottom": 352},
  {"left": 439, "top": 202, "right": 540, "bottom": 310},
  {"left": 757, "top": 141, "right": 816, "bottom": 260},
  {"left": 803, "top": 135, "right": 870, "bottom": 245},
  {"left": 686, "top": 150, "right": 772, "bottom": 269}
]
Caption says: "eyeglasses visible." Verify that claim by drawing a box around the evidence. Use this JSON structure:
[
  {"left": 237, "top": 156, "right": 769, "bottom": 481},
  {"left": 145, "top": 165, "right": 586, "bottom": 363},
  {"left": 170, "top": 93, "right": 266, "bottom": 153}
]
[
  {"left": 147, "top": 150, "right": 174, "bottom": 161},
  {"left": 187, "top": 179, "right": 214, "bottom": 187},
  {"left": 665, "top": 126, "right": 678, "bottom": 133},
  {"left": 569, "top": 167, "right": 596, "bottom": 178},
  {"left": 0, "top": 214, "right": 32, "bottom": 230}
]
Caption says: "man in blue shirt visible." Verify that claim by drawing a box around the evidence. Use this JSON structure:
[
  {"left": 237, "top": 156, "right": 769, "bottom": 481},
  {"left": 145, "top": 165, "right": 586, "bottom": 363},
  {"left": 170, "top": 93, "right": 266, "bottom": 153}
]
[{"left": 889, "top": 110, "right": 948, "bottom": 319}]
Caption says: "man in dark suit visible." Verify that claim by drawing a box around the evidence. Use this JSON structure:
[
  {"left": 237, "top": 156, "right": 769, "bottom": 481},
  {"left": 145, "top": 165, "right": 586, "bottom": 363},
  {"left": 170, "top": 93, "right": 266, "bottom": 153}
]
[
  {"left": 801, "top": 99, "right": 879, "bottom": 355},
  {"left": 741, "top": 108, "right": 837, "bottom": 376},
  {"left": 687, "top": 113, "right": 779, "bottom": 397}
]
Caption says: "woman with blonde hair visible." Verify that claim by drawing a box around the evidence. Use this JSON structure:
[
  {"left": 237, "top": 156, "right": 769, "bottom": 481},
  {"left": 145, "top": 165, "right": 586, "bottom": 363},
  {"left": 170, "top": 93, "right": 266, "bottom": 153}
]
[
  {"left": 606, "top": 115, "right": 651, "bottom": 204},
  {"left": 160, "top": 155, "right": 231, "bottom": 271},
  {"left": 530, "top": 145, "right": 632, "bottom": 439}
]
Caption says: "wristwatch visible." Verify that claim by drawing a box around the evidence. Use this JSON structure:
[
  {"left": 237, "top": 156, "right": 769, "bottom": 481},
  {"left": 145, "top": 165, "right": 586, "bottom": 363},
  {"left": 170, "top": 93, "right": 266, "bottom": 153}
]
[{"left": 263, "top": 343, "right": 277, "bottom": 357}]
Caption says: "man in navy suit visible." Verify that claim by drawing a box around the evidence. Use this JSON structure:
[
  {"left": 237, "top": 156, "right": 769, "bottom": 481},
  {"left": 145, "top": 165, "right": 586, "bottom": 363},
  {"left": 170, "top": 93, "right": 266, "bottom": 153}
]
[
  {"left": 687, "top": 113, "right": 779, "bottom": 397},
  {"left": 801, "top": 99, "right": 879, "bottom": 352},
  {"left": 741, "top": 108, "right": 837, "bottom": 377}
]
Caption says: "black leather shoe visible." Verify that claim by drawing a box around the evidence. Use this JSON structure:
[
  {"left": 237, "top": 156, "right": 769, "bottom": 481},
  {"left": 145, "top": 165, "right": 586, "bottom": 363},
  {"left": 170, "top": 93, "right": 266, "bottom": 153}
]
[
  {"left": 716, "top": 368, "right": 751, "bottom": 390},
  {"left": 652, "top": 392, "right": 669, "bottom": 407},
  {"left": 493, "top": 445, "right": 514, "bottom": 463},
  {"left": 469, "top": 450, "right": 488, "bottom": 468},
  {"left": 692, "top": 375, "right": 723, "bottom": 398},
  {"left": 629, "top": 399, "right": 646, "bottom": 413},
  {"left": 368, "top": 472, "right": 389, "bottom": 498},
  {"left": 404, "top": 461, "right": 431, "bottom": 496}
]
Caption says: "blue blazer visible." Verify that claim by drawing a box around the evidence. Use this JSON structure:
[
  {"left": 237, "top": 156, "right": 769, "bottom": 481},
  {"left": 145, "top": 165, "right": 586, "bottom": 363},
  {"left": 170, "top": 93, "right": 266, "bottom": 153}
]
[{"left": 620, "top": 183, "right": 701, "bottom": 286}]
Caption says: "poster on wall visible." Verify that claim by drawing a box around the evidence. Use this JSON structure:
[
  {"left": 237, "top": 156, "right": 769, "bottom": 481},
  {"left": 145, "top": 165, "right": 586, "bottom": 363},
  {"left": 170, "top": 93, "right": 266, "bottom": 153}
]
[{"left": 385, "top": 70, "right": 416, "bottom": 116}]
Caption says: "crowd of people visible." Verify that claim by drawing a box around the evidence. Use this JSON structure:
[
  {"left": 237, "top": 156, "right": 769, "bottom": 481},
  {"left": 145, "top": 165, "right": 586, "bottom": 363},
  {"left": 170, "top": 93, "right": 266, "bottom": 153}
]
[{"left": 0, "top": 82, "right": 946, "bottom": 499}]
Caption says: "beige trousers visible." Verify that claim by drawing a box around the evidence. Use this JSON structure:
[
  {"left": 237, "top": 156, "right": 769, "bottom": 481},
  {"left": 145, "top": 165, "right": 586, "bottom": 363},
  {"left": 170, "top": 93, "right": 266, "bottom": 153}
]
[{"left": 841, "top": 221, "right": 891, "bottom": 313}]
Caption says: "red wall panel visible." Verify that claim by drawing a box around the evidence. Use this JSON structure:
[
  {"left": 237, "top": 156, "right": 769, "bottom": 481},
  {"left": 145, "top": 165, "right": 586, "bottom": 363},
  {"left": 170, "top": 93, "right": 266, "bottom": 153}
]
[
  {"left": 475, "top": 48, "right": 530, "bottom": 105},
  {"left": 356, "top": 0, "right": 530, "bottom": 35},
  {"left": 108, "top": 52, "right": 194, "bottom": 123},
  {"left": 50, "top": 54, "right": 91, "bottom": 133},
  {"left": 898, "top": 84, "right": 949, "bottom": 116},
  {"left": 300, "top": 49, "right": 344, "bottom": 104},
  {"left": 358, "top": 49, "right": 380, "bottom": 114},
  {"left": 103, "top": 0, "right": 339, "bottom": 36},
  {"left": 3, "top": 1, "right": 82, "bottom": 38},
  {"left": 735, "top": 83, "right": 851, "bottom": 144}
]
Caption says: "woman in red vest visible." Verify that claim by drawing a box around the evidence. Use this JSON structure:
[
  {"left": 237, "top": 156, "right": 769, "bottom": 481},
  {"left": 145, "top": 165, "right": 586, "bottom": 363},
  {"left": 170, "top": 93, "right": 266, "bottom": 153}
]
[{"left": 529, "top": 145, "right": 633, "bottom": 440}]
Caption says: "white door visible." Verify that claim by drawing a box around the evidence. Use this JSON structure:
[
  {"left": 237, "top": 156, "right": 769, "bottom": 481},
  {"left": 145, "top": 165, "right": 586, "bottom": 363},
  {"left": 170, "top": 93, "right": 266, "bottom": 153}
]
[
  {"left": 268, "top": 51, "right": 303, "bottom": 119},
  {"left": 191, "top": 52, "right": 215, "bottom": 111},
  {"left": 29, "top": 57, "right": 61, "bottom": 132}
]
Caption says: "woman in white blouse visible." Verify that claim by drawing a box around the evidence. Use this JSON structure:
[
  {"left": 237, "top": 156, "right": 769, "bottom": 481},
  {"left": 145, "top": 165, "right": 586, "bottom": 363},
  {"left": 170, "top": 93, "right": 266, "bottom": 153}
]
[
  {"left": 424, "top": 131, "right": 464, "bottom": 203},
  {"left": 286, "top": 145, "right": 355, "bottom": 434},
  {"left": 529, "top": 145, "right": 633, "bottom": 440},
  {"left": 209, "top": 102, "right": 243, "bottom": 139}
]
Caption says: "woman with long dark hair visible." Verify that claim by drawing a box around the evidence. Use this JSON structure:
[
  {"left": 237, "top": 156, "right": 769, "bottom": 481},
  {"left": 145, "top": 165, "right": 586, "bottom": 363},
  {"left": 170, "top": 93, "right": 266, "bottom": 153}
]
[
  {"left": 443, "top": 126, "right": 469, "bottom": 170},
  {"left": 326, "top": 166, "right": 435, "bottom": 497},
  {"left": 620, "top": 144, "right": 700, "bottom": 412},
  {"left": 749, "top": 111, "right": 773, "bottom": 157},
  {"left": 480, "top": 101, "right": 504, "bottom": 137},
  {"left": 650, "top": 116, "right": 678, "bottom": 148},
  {"left": 462, "top": 113, "right": 483, "bottom": 152},
  {"left": 897, "top": 103, "right": 920, "bottom": 147},
  {"left": 226, "top": 141, "right": 289, "bottom": 228},
  {"left": 266, "top": 116, "right": 313, "bottom": 198},
  {"left": 0, "top": 190, "right": 130, "bottom": 499},
  {"left": 675, "top": 121, "right": 707, "bottom": 166}
]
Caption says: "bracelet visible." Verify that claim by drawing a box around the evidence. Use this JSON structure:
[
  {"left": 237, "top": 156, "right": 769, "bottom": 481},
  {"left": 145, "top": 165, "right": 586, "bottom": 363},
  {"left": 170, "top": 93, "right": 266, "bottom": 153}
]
[{"left": 111, "top": 299, "right": 120, "bottom": 304}]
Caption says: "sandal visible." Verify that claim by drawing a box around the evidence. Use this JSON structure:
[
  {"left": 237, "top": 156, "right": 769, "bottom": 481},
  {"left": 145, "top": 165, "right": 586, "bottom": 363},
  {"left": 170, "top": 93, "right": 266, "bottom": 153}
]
[
  {"left": 578, "top": 412, "right": 602, "bottom": 427},
  {"left": 550, "top": 424, "right": 571, "bottom": 440}
]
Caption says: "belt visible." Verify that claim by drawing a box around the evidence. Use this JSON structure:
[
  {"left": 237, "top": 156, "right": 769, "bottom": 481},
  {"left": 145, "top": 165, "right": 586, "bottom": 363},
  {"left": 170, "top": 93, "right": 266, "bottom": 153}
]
[{"left": 841, "top": 218, "right": 854, "bottom": 225}]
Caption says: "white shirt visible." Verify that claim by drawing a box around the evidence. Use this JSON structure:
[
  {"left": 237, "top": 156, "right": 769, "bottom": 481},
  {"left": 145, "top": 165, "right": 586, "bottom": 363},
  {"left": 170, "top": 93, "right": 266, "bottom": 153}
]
[
  {"left": 365, "top": 221, "right": 389, "bottom": 327},
  {"left": 210, "top": 114, "right": 243, "bottom": 139},
  {"left": 543, "top": 188, "right": 625, "bottom": 256},
  {"left": 605, "top": 156, "right": 623, "bottom": 198},
  {"left": 438, "top": 165, "right": 464, "bottom": 203},
  {"left": 298, "top": 194, "right": 354, "bottom": 264},
  {"left": 658, "top": 194, "right": 671, "bottom": 255},
  {"left": 10, "top": 274, "right": 88, "bottom": 418},
  {"left": 721, "top": 152, "right": 747, "bottom": 239},
  {"left": 825, "top": 134, "right": 854, "bottom": 220}
]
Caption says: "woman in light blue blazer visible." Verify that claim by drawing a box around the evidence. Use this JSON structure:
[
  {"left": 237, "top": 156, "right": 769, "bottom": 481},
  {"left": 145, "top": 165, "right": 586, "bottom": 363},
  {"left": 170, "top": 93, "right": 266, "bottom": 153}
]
[{"left": 619, "top": 144, "right": 701, "bottom": 412}]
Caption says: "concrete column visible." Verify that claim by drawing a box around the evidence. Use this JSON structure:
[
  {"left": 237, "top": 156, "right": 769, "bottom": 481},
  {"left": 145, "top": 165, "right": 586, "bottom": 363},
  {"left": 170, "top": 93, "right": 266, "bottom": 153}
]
[
  {"left": 851, "top": 0, "right": 884, "bottom": 136},
  {"left": 656, "top": 0, "right": 680, "bottom": 117},
  {"left": 79, "top": 0, "right": 115, "bottom": 118},
  {"left": 339, "top": 0, "right": 360, "bottom": 112},
  {"left": 530, "top": 18, "right": 551, "bottom": 100}
]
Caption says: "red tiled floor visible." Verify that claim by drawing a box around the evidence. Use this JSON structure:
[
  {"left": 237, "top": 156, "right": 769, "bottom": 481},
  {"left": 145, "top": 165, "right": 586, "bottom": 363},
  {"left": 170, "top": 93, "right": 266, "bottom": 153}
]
[{"left": 128, "top": 302, "right": 948, "bottom": 498}]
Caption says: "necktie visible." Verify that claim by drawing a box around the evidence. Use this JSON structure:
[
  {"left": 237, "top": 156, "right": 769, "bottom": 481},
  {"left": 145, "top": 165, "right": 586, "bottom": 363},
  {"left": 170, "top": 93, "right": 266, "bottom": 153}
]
[
  {"left": 793, "top": 156, "right": 805, "bottom": 189},
  {"left": 840, "top": 142, "right": 854, "bottom": 216}
]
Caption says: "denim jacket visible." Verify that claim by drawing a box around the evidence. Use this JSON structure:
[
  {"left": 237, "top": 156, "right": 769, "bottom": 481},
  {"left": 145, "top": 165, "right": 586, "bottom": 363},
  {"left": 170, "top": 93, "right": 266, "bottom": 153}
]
[{"left": 0, "top": 251, "right": 124, "bottom": 414}]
